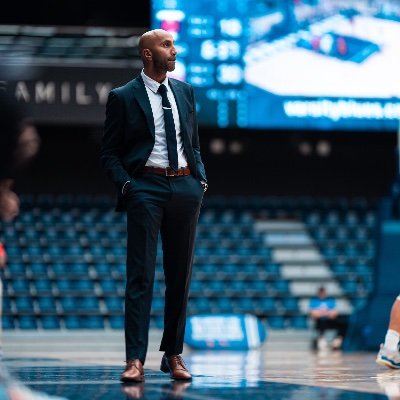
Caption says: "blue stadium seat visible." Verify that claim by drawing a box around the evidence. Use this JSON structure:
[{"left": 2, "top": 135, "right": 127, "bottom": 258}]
[
  {"left": 95, "top": 262, "right": 112, "bottom": 276},
  {"left": 189, "top": 280, "right": 203, "bottom": 295},
  {"left": 15, "top": 296, "right": 35, "bottom": 312},
  {"left": 12, "top": 280, "right": 31, "bottom": 294},
  {"left": 5, "top": 245, "right": 21, "bottom": 257},
  {"left": 33, "top": 279, "right": 53, "bottom": 294},
  {"left": 56, "top": 279, "right": 94, "bottom": 293},
  {"left": 208, "top": 280, "right": 225, "bottom": 293},
  {"left": 265, "top": 263, "right": 280, "bottom": 277},
  {"left": 99, "top": 279, "right": 118, "bottom": 294},
  {"left": 64, "top": 315, "right": 80, "bottom": 329},
  {"left": 53, "top": 262, "right": 89, "bottom": 276},
  {"left": 267, "top": 316, "right": 286, "bottom": 329},
  {"left": 152, "top": 316, "right": 164, "bottom": 329},
  {"left": 249, "top": 280, "right": 267, "bottom": 294},
  {"left": 30, "top": 263, "right": 49, "bottom": 276},
  {"left": 152, "top": 297, "right": 164, "bottom": 312},
  {"left": 26, "top": 245, "right": 42, "bottom": 257},
  {"left": 90, "top": 245, "right": 106, "bottom": 256},
  {"left": 37, "top": 296, "right": 57, "bottom": 312},
  {"left": 18, "top": 316, "right": 37, "bottom": 329},
  {"left": 41, "top": 315, "right": 61, "bottom": 329},
  {"left": 191, "top": 297, "right": 210, "bottom": 312},
  {"left": 331, "top": 264, "right": 348, "bottom": 277},
  {"left": 104, "top": 296, "right": 123, "bottom": 312},
  {"left": 2, "top": 315, "right": 15, "bottom": 330},
  {"left": 2, "top": 297, "right": 12, "bottom": 312},
  {"left": 290, "top": 315, "right": 309, "bottom": 329},
  {"left": 47, "top": 244, "right": 63, "bottom": 257},
  {"left": 109, "top": 315, "right": 124, "bottom": 329},
  {"left": 215, "top": 297, "right": 233, "bottom": 312},
  {"left": 228, "top": 280, "right": 247, "bottom": 293},
  {"left": 281, "top": 297, "right": 299, "bottom": 312},
  {"left": 272, "top": 280, "right": 290, "bottom": 294},
  {"left": 235, "top": 297, "right": 253, "bottom": 310},
  {"left": 78, "top": 297, "right": 100, "bottom": 312},
  {"left": 342, "top": 280, "right": 359, "bottom": 294},
  {"left": 255, "top": 297, "right": 277, "bottom": 312},
  {"left": 80, "top": 315, "right": 104, "bottom": 329},
  {"left": 59, "top": 296, "right": 76, "bottom": 311},
  {"left": 8, "top": 262, "right": 25, "bottom": 275}
]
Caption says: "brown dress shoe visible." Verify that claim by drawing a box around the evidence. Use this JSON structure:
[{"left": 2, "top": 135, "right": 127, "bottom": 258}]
[
  {"left": 160, "top": 354, "right": 192, "bottom": 380},
  {"left": 120, "top": 359, "right": 145, "bottom": 382}
]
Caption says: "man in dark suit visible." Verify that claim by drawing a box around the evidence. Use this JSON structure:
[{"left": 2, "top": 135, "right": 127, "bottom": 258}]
[{"left": 100, "top": 29, "right": 207, "bottom": 382}]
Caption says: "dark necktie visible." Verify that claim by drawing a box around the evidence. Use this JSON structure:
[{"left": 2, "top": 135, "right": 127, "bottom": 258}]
[{"left": 157, "top": 83, "right": 178, "bottom": 171}]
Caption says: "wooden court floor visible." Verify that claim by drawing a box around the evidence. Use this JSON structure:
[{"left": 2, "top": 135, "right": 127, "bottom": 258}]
[{"left": 1, "top": 329, "right": 398, "bottom": 400}]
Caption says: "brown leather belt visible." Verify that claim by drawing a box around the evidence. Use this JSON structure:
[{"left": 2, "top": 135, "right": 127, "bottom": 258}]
[{"left": 142, "top": 166, "right": 191, "bottom": 177}]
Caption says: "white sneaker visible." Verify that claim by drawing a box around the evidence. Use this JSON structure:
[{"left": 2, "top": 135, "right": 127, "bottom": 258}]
[
  {"left": 376, "top": 344, "right": 400, "bottom": 369},
  {"left": 317, "top": 337, "right": 328, "bottom": 351}
]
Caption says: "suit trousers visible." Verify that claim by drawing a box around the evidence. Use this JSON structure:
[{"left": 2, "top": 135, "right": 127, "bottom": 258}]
[{"left": 124, "top": 172, "right": 204, "bottom": 364}]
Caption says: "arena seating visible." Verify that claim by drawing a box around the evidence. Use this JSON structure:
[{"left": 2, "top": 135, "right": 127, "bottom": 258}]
[
  {"left": 0, "top": 194, "right": 379, "bottom": 330},
  {"left": 0, "top": 25, "right": 142, "bottom": 65}
]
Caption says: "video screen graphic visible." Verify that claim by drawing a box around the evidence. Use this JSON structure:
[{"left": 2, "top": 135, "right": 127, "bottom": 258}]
[{"left": 152, "top": 0, "right": 400, "bottom": 131}]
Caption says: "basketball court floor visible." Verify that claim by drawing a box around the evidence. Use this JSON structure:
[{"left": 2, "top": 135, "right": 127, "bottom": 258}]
[{"left": 1, "top": 329, "right": 398, "bottom": 400}]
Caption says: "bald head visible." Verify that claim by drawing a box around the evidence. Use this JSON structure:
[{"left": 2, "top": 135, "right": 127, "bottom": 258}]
[{"left": 138, "top": 29, "right": 171, "bottom": 57}]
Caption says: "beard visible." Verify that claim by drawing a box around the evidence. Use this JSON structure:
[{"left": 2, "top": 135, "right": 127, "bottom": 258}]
[{"left": 154, "top": 56, "right": 175, "bottom": 73}]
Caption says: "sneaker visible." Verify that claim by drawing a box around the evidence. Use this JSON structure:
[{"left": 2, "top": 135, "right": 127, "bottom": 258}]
[
  {"left": 376, "top": 344, "right": 400, "bottom": 369},
  {"left": 317, "top": 337, "right": 328, "bottom": 351},
  {"left": 331, "top": 336, "right": 343, "bottom": 350}
]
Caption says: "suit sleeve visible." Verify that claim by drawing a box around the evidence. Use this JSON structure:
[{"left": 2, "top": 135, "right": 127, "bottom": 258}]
[
  {"left": 100, "top": 90, "right": 131, "bottom": 191},
  {"left": 190, "top": 86, "right": 207, "bottom": 183}
]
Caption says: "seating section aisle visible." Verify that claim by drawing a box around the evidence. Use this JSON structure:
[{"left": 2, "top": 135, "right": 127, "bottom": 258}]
[{"left": 0, "top": 194, "right": 379, "bottom": 330}]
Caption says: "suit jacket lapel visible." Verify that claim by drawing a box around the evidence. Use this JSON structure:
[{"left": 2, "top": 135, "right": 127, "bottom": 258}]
[
  {"left": 131, "top": 76, "right": 155, "bottom": 138},
  {"left": 169, "top": 80, "right": 187, "bottom": 138}
]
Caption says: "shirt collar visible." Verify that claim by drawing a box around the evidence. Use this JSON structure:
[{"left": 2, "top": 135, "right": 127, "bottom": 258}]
[{"left": 141, "top": 69, "right": 169, "bottom": 94}]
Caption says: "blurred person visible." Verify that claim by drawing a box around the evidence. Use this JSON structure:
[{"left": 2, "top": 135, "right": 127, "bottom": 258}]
[
  {"left": 309, "top": 286, "right": 348, "bottom": 350},
  {"left": 376, "top": 296, "right": 400, "bottom": 369},
  {"left": 0, "top": 243, "right": 6, "bottom": 268},
  {"left": 13, "top": 119, "right": 41, "bottom": 170},
  {"left": 100, "top": 29, "right": 207, "bottom": 382},
  {"left": 0, "top": 92, "right": 40, "bottom": 221},
  {"left": 0, "top": 91, "right": 22, "bottom": 222},
  {"left": 0, "top": 92, "right": 67, "bottom": 400},
  {"left": 0, "top": 180, "right": 20, "bottom": 223}
]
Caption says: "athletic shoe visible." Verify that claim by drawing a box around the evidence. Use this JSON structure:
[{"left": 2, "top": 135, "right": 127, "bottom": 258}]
[
  {"left": 317, "top": 337, "right": 328, "bottom": 351},
  {"left": 376, "top": 344, "right": 400, "bottom": 369},
  {"left": 331, "top": 336, "right": 343, "bottom": 350}
]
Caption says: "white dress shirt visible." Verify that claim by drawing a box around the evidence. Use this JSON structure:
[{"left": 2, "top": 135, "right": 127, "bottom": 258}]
[{"left": 141, "top": 70, "right": 187, "bottom": 169}]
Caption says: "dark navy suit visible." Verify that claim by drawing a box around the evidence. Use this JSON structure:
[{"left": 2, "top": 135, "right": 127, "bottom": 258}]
[{"left": 100, "top": 75, "right": 206, "bottom": 363}]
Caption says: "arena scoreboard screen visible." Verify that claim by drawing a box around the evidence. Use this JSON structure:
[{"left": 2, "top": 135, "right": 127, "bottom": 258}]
[{"left": 151, "top": 0, "right": 400, "bottom": 132}]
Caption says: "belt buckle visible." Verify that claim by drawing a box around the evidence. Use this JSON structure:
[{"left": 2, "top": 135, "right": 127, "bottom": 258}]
[{"left": 165, "top": 167, "right": 176, "bottom": 177}]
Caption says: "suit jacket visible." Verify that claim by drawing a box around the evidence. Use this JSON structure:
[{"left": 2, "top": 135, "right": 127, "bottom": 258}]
[{"left": 100, "top": 74, "right": 207, "bottom": 211}]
